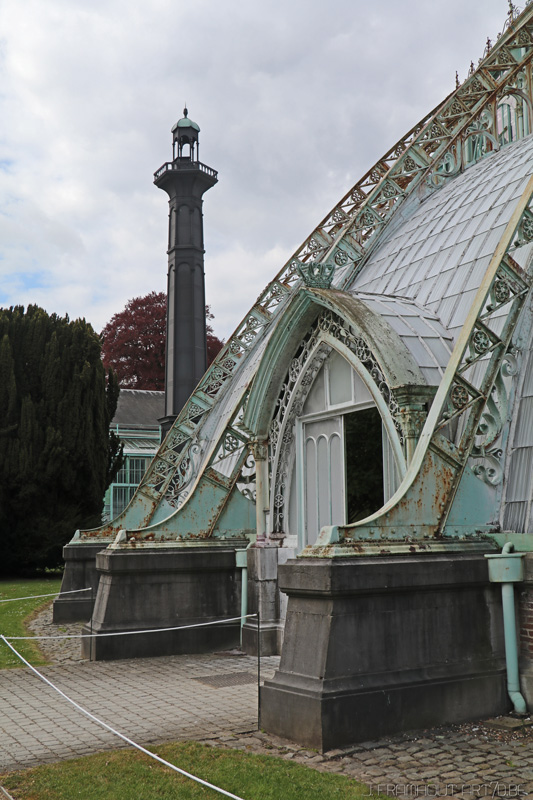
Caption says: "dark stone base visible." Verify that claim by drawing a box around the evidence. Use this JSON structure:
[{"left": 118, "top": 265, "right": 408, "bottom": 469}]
[
  {"left": 242, "top": 620, "right": 283, "bottom": 656},
  {"left": 261, "top": 553, "right": 509, "bottom": 751},
  {"left": 241, "top": 545, "right": 284, "bottom": 656},
  {"left": 83, "top": 543, "right": 248, "bottom": 661},
  {"left": 53, "top": 542, "right": 108, "bottom": 622},
  {"left": 262, "top": 671, "right": 507, "bottom": 751}
]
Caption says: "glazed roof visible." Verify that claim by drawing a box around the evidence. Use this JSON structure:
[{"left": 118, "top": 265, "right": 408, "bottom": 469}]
[
  {"left": 356, "top": 293, "right": 453, "bottom": 386},
  {"left": 351, "top": 134, "right": 533, "bottom": 344},
  {"left": 148, "top": 137, "right": 533, "bottom": 526}
]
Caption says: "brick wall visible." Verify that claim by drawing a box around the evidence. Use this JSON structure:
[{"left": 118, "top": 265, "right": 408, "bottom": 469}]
[{"left": 519, "top": 585, "right": 533, "bottom": 659}]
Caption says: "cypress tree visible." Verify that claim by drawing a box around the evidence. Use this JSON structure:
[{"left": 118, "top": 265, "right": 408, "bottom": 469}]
[{"left": 0, "top": 305, "right": 122, "bottom": 575}]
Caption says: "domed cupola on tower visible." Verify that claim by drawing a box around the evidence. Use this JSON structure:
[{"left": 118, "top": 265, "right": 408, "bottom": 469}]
[{"left": 171, "top": 106, "right": 201, "bottom": 161}]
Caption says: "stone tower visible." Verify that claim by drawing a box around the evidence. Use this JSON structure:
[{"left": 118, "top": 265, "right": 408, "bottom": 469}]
[{"left": 154, "top": 108, "right": 218, "bottom": 436}]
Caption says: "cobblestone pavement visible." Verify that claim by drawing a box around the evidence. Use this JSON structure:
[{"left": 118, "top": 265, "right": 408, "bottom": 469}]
[
  {"left": 26, "top": 604, "right": 87, "bottom": 664},
  {"left": 2, "top": 605, "right": 533, "bottom": 799},
  {"left": 200, "top": 723, "right": 533, "bottom": 799},
  {"left": 0, "top": 649, "right": 277, "bottom": 772}
]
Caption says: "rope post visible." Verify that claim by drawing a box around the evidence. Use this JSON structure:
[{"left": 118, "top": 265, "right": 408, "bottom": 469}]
[
  {"left": 89, "top": 586, "right": 94, "bottom": 662},
  {"left": 257, "top": 609, "right": 261, "bottom": 730}
]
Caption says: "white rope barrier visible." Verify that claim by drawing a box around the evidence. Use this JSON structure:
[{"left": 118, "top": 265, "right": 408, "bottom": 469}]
[
  {"left": 5, "top": 613, "right": 258, "bottom": 640},
  {"left": 0, "top": 588, "right": 91, "bottom": 603},
  {"left": 0, "top": 784, "right": 15, "bottom": 800},
  {"left": 0, "top": 635, "right": 248, "bottom": 800}
]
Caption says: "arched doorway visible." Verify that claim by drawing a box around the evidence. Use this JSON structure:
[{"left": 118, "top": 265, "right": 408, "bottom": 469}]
[{"left": 286, "top": 348, "right": 400, "bottom": 549}]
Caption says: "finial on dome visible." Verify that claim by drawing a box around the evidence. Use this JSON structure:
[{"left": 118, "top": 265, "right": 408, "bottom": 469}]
[{"left": 183, "top": 105, "right": 188, "bottom": 118}]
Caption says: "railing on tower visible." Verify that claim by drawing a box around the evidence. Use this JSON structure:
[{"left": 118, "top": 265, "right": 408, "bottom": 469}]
[{"left": 154, "top": 160, "right": 218, "bottom": 181}]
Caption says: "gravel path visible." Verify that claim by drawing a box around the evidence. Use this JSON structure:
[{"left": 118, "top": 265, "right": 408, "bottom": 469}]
[{"left": 27, "top": 604, "right": 86, "bottom": 664}]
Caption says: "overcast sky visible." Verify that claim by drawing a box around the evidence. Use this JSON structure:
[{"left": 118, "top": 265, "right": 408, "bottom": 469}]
[{"left": 0, "top": 0, "right": 511, "bottom": 340}]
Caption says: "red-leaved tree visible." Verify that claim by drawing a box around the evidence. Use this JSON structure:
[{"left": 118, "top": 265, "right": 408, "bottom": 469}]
[{"left": 100, "top": 291, "right": 224, "bottom": 390}]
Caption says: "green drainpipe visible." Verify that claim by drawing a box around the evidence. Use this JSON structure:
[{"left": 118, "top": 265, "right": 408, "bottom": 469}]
[
  {"left": 235, "top": 547, "right": 249, "bottom": 648},
  {"left": 486, "top": 542, "right": 527, "bottom": 715}
]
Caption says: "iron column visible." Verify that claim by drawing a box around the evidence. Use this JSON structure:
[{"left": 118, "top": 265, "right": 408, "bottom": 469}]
[{"left": 154, "top": 108, "right": 217, "bottom": 437}]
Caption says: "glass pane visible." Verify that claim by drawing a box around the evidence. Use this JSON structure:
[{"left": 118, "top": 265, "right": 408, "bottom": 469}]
[
  {"left": 303, "top": 417, "right": 345, "bottom": 544},
  {"left": 382, "top": 424, "right": 400, "bottom": 501},
  {"left": 353, "top": 370, "right": 372, "bottom": 405},
  {"left": 129, "top": 457, "right": 148, "bottom": 484},
  {"left": 288, "top": 460, "right": 297, "bottom": 538},
  {"left": 115, "top": 461, "right": 128, "bottom": 484},
  {"left": 329, "top": 350, "right": 352, "bottom": 405},
  {"left": 330, "top": 432, "right": 344, "bottom": 524},
  {"left": 304, "top": 435, "right": 318, "bottom": 545},
  {"left": 303, "top": 363, "right": 326, "bottom": 414},
  {"left": 317, "top": 435, "right": 329, "bottom": 530},
  {"left": 112, "top": 486, "right": 136, "bottom": 517}
]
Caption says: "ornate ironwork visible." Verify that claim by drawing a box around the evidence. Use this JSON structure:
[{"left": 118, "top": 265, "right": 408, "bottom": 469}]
[
  {"left": 268, "top": 310, "right": 404, "bottom": 533},
  {"left": 471, "top": 352, "right": 519, "bottom": 485},
  {"left": 472, "top": 330, "right": 491, "bottom": 355},
  {"left": 515, "top": 209, "right": 533, "bottom": 244},
  {"left": 164, "top": 440, "right": 203, "bottom": 507},
  {"left": 433, "top": 198, "right": 532, "bottom": 489},
  {"left": 236, "top": 452, "right": 256, "bottom": 502},
  {"left": 269, "top": 340, "right": 331, "bottom": 533},
  {"left": 141, "top": 3, "right": 533, "bottom": 516},
  {"left": 334, "top": 250, "right": 349, "bottom": 266},
  {"left": 295, "top": 258, "right": 336, "bottom": 289},
  {"left": 451, "top": 383, "right": 470, "bottom": 410},
  {"left": 88, "top": 4, "right": 533, "bottom": 541}
]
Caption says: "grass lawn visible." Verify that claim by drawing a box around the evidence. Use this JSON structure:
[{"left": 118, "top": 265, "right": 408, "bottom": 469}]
[
  {"left": 0, "top": 741, "right": 383, "bottom": 799},
  {"left": 0, "top": 578, "right": 62, "bottom": 669}
]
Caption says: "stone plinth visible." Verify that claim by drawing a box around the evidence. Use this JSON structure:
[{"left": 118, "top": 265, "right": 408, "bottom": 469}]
[
  {"left": 241, "top": 543, "right": 295, "bottom": 656},
  {"left": 261, "top": 552, "right": 508, "bottom": 751},
  {"left": 242, "top": 545, "right": 283, "bottom": 656},
  {"left": 53, "top": 542, "right": 108, "bottom": 622},
  {"left": 82, "top": 542, "right": 248, "bottom": 661}
]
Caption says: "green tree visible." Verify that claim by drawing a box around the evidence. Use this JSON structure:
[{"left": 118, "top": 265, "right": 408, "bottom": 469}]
[{"left": 0, "top": 305, "right": 122, "bottom": 575}]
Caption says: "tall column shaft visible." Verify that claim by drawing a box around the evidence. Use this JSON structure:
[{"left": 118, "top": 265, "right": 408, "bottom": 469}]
[{"left": 154, "top": 162, "right": 217, "bottom": 435}]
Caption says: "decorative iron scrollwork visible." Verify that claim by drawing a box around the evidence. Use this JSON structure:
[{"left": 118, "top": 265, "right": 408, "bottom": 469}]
[
  {"left": 334, "top": 250, "right": 349, "bottom": 266},
  {"left": 355, "top": 340, "right": 371, "bottom": 362},
  {"left": 514, "top": 210, "right": 533, "bottom": 246},
  {"left": 382, "top": 181, "right": 398, "bottom": 199},
  {"left": 522, "top": 215, "right": 533, "bottom": 241},
  {"left": 351, "top": 188, "right": 366, "bottom": 204},
  {"left": 472, "top": 453, "right": 503, "bottom": 486},
  {"left": 493, "top": 278, "right": 511, "bottom": 304},
  {"left": 469, "top": 353, "right": 519, "bottom": 486},
  {"left": 451, "top": 383, "right": 470, "bottom": 409},
  {"left": 295, "top": 259, "right": 336, "bottom": 289},
  {"left": 165, "top": 441, "right": 203, "bottom": 507},
  {"left": 236, "top": 452, "right": 256, "bottom": 502},
  {"left": 472, "top": 330, "right": 491, "bottom": 354},
  {"left": 332, "top": 209, "right": 346, "bottom": 224}
]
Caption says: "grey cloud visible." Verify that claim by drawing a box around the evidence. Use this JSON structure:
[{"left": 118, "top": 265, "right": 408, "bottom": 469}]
[{"left": 0, "top": 0, "right": 508, "bottom": 337}]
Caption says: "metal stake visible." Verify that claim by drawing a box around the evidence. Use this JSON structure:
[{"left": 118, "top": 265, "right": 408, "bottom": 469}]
[
  {"left": 257, "top": 609, "right": 261, "bottom": 730},
  {"left": 90, "top": 585, "right": 93, "bottom": 661}
]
